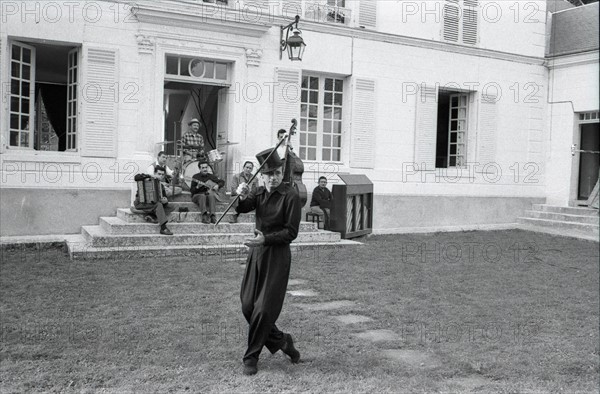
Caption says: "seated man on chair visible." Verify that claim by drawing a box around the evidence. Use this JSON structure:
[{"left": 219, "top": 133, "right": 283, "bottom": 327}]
[
  {"left": 134, "top": 166, "right": 174, "bottom": 235},
  {"left": 147, "top": 151, "right": 182, "bottom": 198},
  {"left": 182, "top": 118, "right": 206, "bottom": 163},
  {"left": 191, "top": 160, "right": 225, "bottom": 224},
  {"left": 310, "top": 176, "right": 332, "bottom": 230}
]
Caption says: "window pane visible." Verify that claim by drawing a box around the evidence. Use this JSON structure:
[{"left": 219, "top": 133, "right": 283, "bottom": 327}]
[
  {"left": 450, "top": 144, "right": 456, "bottom": 154},
  {"left": 334, "top": 93, "right": 343, "bottom": 105},
  {"left": 21, "top": 116, "right": 30, "bottom": 130},
  {"left": 215, "top": 62, "right": 227, "bottom": 79},
  {"left": 12, "top": 45, "right": 20, "bottom": 60},
  {"left": 301, "top": 104, "right": 308, "bottom": 116},
  {"left": 22, "top": 82, "right": 30, "bottom": 96},
  {"left": 460, "top": 96, "right": 467, "bottom": 106},
  {"left": 308, "top": 120, "right": 317, "bottom": 132},
  {"left": 310, "top": 77, "right": 318, "bottom": 89},
  {"left": 11, "top": 79, "right": 19, "bottom": 95},
  {"left": 300, "top": 147, "right": 306, "bottom": 159},
  {"left": 10, "top": 114, "right": 19, "bottom": 129},
  {"left": 309, "top": 91, "right": 318, "bottom": 103},
  {"left": 325, "top": 78, "right": 333, "bottom": 90},
  {"left": 204, "top": 61, "right": 215, "bottom": 78},
  {"left": 309, "top": 105, "right": 318, "bottom": 118},
  {"left": 20, "top": 132, "right": 29, "bottom": 146},
  {"left": 308, "top": 133, "right": 317, "bottom": 146},
  {"left": 323, "top": 149, "right": 331, "bottom": 161},
  {"left": 300, "top": 133, "right": 306, "bottom": 145},
  {"left": 10, "top": 131, "right": 18, "bottom": 146},
  {"left": 335, "top": 79, "right": 343, "bottom": 92},
  {"left": 323, "top": 107, "right": 332, "bottom": 119},
  {"left": 333, "top": 135, "right": 341, "bottom": 147},
  {"left": 166, "top": 56, "right": 178, "bottom": 74},
  {"left": 450, "top": 133, "right": 457, "bottom": 143},
  {"left": 300, "top": 119, "right": 307, "bottom": 130},
  {"left": 301, "top": 90, "right": 308, "bottom": 103},
  {"left": 458, "top": 120, "right": 465, "bottom": 130},
  {"left": 308, "top": 148, "right": 316, "bottom": 160},
  {"left": 10, "top": 97, "right": 19, "bottom": 112},
  {"left": 181, "top": 58, "right": 190, "bottom": 76},
  {"left": 451, "top": 108, "right": 458, "bottom": 118},
  {"left": 323, "top": 120, "right": 332, "bottom": 132},
  {"left": 450, "top": 120, "right": 457, "bottom": 130},
  {"left": 334, "top": 108, "right": 342, "bottom": 119},
  {"left": 334, "top": 122, "right": 342, "bottom": 134},
  {"left": 332, "top": 149, "right": 341, "bottom": 161},
  {"left": 323, "top": 134, "right": 331, "bottom": 147},
  {"left": 324, "top": 92, "right": 332, "bottom": 105},
  {"left": 449, "top": 156, "right": 456, "bottom": 167},
  {"left": 451, "top": 96, "right": 458, "bottom": 106},
  {"left": 458, "top": 108, "right": 466, "bottom": 118},
  {"left": 21, "top": 99, "right": 29, "bottom": 113},
  {"left": 302, "top": 77, "right": 308, "bottom": 88},
  {"left": 11, "top": 61, "right": 19, "bottom": 78},
  {"left": 23, "top": 48, "right": 31, "bottom": 64}
]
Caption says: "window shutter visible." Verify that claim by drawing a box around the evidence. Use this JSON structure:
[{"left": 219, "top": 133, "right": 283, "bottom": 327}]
[
  {"left": 414, "top": 85, "right": 438, "bottom": 170},
  {"left": 443, "top": 0, "right": 460, "bottom": 42},
  {"left": 350, "top": 79, "right": 375, "bottom": 169},
  {"left": 273, "top": 68, "right": 301, "bottom": 148},
  {"left": 476, "top": 94, "right": 497, "bottom": 164},
  {"left": 462, "top": 0, "right": 479, "bottom": 45},
  {"left": 81, "top": 47, "right": 118, "bottom": 157},
  {"left": 358, "top": 0, "right": 376, "bottom": 28}
]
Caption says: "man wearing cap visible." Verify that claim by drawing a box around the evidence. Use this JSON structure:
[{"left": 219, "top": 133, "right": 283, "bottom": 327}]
[
  {"left": 236, "top": 148, "right": 302, "bottom": 376},
  {"left": 182, "top": 118, "right": 205, "bottom": 162}
]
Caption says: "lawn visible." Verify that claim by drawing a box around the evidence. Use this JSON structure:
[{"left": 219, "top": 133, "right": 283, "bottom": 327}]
[{"left": 0, "top": 230, "right": 598, "bottom": 393}]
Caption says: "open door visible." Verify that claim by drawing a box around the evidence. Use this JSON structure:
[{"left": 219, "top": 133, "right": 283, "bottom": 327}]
[{"left": 577, "top": 122, "right": 600, "bottom": 202}]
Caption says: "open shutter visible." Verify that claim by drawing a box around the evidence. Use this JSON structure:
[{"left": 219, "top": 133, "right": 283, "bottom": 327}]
[
  {"left": 358, "top": 0, "right": 376, "bottom": 28},
  {"left": 462, "top": 0, "right": 479, "bottom": 45},
  {"left": 414, "top": 85, "right": 438, "bottom": 169},
  {"left": 81, "top": 47, "right": 118, "bottom": 157},
  {"left": 476, "top": 94, "right": 497, "bottom": 164},
  {"left": 273, "top": 68, "right": 301, "bottom": 148},
  {"left": 350, "top": 79, "right": 375, "bottom": 169},
  {"left": 443, "top": 0, "right": 460, "bottom": 42}
]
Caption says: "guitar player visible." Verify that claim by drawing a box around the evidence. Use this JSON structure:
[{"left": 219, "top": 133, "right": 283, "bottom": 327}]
[{"left": 191, "top": 160, "right": 226, "bottom": 224}]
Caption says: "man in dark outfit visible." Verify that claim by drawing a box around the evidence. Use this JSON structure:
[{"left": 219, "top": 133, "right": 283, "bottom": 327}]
[
  {"left": 310, "top": 176, "right": 333, "bottom": 230},
  {"left": 236, "top": 148, "right": 302, "bottom": 376},
  {"left": 134, "top": 166, "right": 174, "bottom": 235},
  {"left": 190, "top": 160, "right": 225, "bottom": 224}
]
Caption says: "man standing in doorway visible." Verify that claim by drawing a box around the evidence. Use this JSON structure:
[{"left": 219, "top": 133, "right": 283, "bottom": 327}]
[
  {"left": 236, "top": 148, "right": 301, "bottom": 376},
  {"left": 182, "top": 118, "right": 206, "bottom": 162}
]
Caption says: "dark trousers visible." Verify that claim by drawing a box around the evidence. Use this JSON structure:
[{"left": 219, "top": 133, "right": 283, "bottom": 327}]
[
  {"left": 240, "top": 245, "right": 291, "bottom": 363},
  {"left": 134, "top": 202, "right": 173, "bottom": 226}
]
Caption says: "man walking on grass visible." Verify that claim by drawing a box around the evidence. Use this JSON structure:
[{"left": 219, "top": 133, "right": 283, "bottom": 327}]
[{"left": 235, "top": 148, "right": 301, "bottom": 376}]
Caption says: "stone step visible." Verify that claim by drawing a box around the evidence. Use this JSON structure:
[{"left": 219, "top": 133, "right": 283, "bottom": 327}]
[
  {"left": 517, "top": 217, "right": 599, "bottom": 241},
  {"left": 531, "top": 204, "right": 599, "bottom": 217},
  {"left": 165, "top": 202, "right": 232, "bottom": 212},
  {"left": 523, "top": 210, "right": 600, "bottom": 225},
  {"left": 117, "top": 209, "right": 255, "bottom": 223},
  {"left": 81, "top": 226, "right": 341, "bottom": 248},
  {"left": 170, "top": 191, "right": 234, "bottom": 205},
  {"left": 99, "top": 216, "right": 318, "bottom": 235},
  {"left": 67, "top": 235, "right": 362, "bottom": 260}
]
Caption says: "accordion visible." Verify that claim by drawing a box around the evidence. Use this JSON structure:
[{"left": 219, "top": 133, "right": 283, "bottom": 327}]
[{"left": 137, "top": 178, "right": 164, "bottom": 204}]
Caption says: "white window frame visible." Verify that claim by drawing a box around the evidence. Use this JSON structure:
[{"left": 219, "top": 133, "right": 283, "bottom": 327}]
[
  {"left": 448, "top": 93, "right": 469, "bottom": 167},
  {"left": 8, "top": 41, "right": 36, "bottom": 150},
  {"left": 299, "top": 74, "right": 344, "bottom": 163}
]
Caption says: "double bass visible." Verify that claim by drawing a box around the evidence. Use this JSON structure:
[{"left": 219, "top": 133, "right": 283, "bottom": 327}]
[{"left": 281, "top": 119, "right": 307, "bottom": 207}]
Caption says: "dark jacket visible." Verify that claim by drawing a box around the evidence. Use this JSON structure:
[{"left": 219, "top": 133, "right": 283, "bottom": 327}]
[
  {"left": 310, "top": 186, "right": 332, "bottom": 209},
  {"left": 190, "top": 172, "right": 225, "bottom": 196}
]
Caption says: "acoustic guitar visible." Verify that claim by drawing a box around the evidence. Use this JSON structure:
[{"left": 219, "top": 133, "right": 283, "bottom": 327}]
[{"left": 182, "top": 175, "right": 226, "bottom": 202}]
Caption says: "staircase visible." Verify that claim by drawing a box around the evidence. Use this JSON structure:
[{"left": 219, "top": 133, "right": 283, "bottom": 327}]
[
  {"left": 517, "top": 204, "right": 599, "bottom": 242},
  {"left": 67, "top": 192, "right": 360, "bottom": 259}
]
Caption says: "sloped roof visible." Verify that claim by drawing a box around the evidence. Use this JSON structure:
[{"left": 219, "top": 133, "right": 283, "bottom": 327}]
[{"left": 547, "top": 2, "right": 600, "bottom": 56}]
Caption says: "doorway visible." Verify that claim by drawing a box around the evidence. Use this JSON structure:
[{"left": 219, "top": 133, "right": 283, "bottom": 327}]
[
  {"left": 577, "top": 122, "right": 600, "bottom": 200},
  {"left": 163, "top": 81, "right": 228, "bottom": 180}
]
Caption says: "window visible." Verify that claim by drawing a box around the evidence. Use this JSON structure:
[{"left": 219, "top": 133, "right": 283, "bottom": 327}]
[
  {"left": 165, "top": 55, "right": 229, "bottom": 84},
  {"left": 442, "top": 0, "right": 478, "bottom": 45},
  {"left": 299, "top": 75, "right": 344, "bottom": 162},
  {"left": 436, "top": 91, "right": 469, "bottom": 168},
  {"left": 9, "top": 41, "right": 79, "bottom": 151},
  {"left": 305, "top": 0, "right": 352, "bottom": 25}
]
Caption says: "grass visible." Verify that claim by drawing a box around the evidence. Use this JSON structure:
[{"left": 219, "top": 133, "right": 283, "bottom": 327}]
[{"left": 0, "top": 230, "right": 598, "bottom": 393}]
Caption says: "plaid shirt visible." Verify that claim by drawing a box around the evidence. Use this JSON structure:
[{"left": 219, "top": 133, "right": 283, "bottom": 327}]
[{"left": 182, "top": 131, "right": 205, "bottom": 157}]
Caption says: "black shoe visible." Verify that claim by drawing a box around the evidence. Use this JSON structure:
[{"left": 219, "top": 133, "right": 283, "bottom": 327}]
[
  {"left": 210, "top": 214, "right": 217, "bottom": 224},
  {"left": 160, "top": 227, "right": 173, "bottom": 235},
  {"left": 201, "top": 213, "right": 210, "bottom": 224},
  {"left": 281, "top": 334, "right": 300, "bottom": 364},
  {"left": 243, "top": 361, "right": 257, "bottom": 376},
  {"left": 228, "top": 214, "right": 238, "bottom": 224}
]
